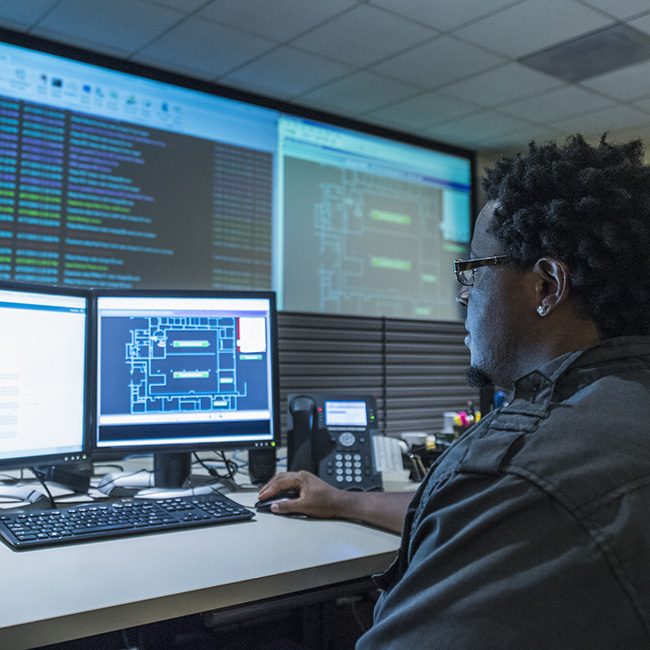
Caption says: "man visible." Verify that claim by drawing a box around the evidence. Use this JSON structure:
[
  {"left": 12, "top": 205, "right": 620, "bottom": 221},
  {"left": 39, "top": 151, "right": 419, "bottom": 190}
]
[{"left": 259, "top": 135, "right": 650, "bottom": 648}]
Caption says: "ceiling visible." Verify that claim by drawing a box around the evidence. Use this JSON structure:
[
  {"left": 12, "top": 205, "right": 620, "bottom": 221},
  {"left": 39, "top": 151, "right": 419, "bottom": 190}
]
[{"left": 2, "top": 0, "right": 650, "bottom": 159}]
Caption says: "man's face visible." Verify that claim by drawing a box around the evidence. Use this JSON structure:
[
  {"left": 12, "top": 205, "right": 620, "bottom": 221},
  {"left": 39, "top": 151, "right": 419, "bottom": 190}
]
[{"left": 458, "top": 201, "right": 536, "bottom": 389}]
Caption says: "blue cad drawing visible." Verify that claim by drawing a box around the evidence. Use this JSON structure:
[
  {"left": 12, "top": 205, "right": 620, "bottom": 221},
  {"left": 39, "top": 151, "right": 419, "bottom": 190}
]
[{"left": 125, "top": 316, "right": 246, "bottom": 414}]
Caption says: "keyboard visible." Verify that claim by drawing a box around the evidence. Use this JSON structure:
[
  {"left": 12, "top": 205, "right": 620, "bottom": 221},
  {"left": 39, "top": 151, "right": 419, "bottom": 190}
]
[{"left": 0, "top": 492, "right": 254, "bottom": 550}]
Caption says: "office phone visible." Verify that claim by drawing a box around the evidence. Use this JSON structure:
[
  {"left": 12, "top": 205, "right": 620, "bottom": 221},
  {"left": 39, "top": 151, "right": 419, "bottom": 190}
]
[{"left": 287, "top": 393, "right": 383, "bottom": 491}]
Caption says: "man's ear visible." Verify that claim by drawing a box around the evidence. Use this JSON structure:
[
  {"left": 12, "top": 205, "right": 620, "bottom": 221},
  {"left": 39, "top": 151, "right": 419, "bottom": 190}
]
[{"left": 532, "top": 258, "right": 570, "bottom": 316}]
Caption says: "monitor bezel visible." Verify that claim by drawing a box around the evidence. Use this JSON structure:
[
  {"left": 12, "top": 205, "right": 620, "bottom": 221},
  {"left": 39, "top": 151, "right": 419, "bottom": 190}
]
[
  {"left": 89, "top": 288, "right": 280, "bottom": 461},
  {"left": 0, "top": 279, "right": 91, "bottom": 472}
]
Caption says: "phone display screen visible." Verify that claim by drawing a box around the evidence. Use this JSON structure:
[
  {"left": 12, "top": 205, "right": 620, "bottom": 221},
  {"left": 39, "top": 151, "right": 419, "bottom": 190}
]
[{"left": 324, "top": 401, "right": 368, "bottom": 427}]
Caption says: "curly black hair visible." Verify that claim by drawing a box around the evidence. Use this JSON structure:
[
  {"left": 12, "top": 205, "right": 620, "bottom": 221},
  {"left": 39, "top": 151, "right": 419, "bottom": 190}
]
[{"left": 482, "top": 134, "right": 650, "bottom": 338}]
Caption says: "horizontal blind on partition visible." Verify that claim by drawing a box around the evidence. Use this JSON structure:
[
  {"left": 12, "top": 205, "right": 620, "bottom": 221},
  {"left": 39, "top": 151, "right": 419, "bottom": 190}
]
[
  {"left": 277, "top": 312, "right": 386, "bottom": 439},
  {"left": 384, "top": 318, "right": 478, "bottom": 436},
  {"left": 277, "top": 312, "right": 478, "bottom": 442}
]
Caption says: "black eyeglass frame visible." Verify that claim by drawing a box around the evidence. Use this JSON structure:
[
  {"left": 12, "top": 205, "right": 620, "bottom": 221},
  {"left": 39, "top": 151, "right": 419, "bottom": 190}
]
[{"left": 454, "top": 255, "right": 509, "bottom": 286}]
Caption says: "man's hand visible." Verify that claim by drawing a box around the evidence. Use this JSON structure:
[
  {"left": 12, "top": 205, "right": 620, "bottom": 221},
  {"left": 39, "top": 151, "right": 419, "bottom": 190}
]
[
  {"left": 258, "top": 471, "right": 414, "bottom": 534},
  {"left": 257, "top": 471, "right": 344, "bottom": 519}
]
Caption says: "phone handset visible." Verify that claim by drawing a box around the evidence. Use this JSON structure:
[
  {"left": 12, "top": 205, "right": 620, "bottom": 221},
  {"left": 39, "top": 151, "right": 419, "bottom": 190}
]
[{"left": 287, "top": 395, "right": 318, "bottom": 474}]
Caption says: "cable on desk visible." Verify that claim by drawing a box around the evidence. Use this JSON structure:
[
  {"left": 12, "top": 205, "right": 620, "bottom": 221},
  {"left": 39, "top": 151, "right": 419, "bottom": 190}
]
[
  {"left": 29, "top": 466, "right": 56, "bottom": 509},
  {"left": 193, "top": 451, "right": 239, "bottom": 482},
  {"left": 94, "top": 462, "right": 128, "bottom": 474},
  {"left": 95, "top": 468, "right": 155, "bottom": 496},
  {"left": 231, "top": 449, "right": 249, "bottom": 468},
  {"left": 0, "top": 485, "right": 50, "bottom": 509}
]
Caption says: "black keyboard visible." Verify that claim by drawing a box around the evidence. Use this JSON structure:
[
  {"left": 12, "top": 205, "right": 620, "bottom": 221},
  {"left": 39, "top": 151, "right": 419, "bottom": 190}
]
[{"left": 0, "top": 492, "right": 254, "bottom": 550}]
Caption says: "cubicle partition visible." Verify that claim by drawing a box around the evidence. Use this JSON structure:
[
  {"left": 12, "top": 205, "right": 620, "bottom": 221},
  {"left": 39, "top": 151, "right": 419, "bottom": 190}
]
[{"left": 277, "top": 311, "right": 476, "bottom": 439}]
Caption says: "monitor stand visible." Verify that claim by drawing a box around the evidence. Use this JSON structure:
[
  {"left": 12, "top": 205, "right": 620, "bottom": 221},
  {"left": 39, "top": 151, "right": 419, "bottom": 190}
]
[{"left": 153, "top": 452, "right": 191, "bottom": 488}]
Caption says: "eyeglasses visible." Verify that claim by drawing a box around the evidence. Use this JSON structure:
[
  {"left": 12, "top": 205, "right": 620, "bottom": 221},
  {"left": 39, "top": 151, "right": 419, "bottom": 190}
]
[{"left": 454, "top": 255, "right": 509, "bottom": 286}]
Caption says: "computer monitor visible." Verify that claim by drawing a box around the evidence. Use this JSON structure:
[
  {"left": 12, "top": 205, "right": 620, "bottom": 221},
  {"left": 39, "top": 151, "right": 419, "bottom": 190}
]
[
  {"left": 0, "top": 281, "right": 89, "bottom": 472},
  {"left": 92, "top": 290, "right": 279, "bottom": 487}
]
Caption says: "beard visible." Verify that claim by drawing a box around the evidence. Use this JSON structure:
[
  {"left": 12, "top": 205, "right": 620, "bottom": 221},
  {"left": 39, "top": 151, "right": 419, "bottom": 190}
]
[{"left": 465, "top": 365, "right": 494, "bottom": 388}]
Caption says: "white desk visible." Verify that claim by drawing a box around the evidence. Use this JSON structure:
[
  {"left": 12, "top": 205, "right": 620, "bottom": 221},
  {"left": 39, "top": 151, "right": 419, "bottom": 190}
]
[{"left": 0, "top": 490, "right": 401, "bottom": 649}]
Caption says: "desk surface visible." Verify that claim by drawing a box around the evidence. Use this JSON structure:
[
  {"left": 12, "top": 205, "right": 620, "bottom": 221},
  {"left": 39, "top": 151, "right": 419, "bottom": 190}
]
[{"left": 0, "top": 490, "right": 402, "bottom": 649}]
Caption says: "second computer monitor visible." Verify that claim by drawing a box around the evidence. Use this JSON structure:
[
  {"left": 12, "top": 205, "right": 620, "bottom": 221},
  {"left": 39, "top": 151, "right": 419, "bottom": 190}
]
[
  {"left": 0, "top": 281, "right": 89, "bottom": 472},
  {"left": 93, "top": 290, "right": 279, "bottom": 486}
]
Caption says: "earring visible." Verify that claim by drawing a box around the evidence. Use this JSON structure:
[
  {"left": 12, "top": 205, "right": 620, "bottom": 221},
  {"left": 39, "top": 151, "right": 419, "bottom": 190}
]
[{"left": 536, "top": 304, "right": 549, "bottom": 317}]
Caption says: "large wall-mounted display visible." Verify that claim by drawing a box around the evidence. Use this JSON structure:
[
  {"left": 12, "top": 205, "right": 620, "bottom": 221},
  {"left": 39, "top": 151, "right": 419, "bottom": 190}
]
[{"left": 0, "top": 34, "right": 472, "bottom": 321}]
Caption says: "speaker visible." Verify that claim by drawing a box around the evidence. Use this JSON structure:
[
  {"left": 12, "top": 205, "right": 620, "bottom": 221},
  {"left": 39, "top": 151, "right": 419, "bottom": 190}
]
[{"left": 248, "top": 447, "right": 276, "bottom": 484}]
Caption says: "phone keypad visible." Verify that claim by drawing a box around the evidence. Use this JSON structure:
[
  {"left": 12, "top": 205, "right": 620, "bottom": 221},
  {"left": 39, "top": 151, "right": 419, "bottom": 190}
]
[{"left": 333, "top": 451, "right": 365, "bottom": 483}]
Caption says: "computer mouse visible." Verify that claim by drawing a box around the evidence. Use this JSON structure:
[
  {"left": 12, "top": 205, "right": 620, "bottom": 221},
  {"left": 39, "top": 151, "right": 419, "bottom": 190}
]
[{"left": 254, "top": 488, "right": 300, "bottom": 512}]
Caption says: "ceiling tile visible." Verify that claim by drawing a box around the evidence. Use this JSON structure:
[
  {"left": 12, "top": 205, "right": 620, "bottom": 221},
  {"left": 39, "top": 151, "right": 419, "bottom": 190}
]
[
  {"left": 297, "top": 71, "right": 420, "bottom": 117},
  {"left": 133, "top": 16, "right": 276, "bottom": 79},
  {"left": 290, "top": 4, "right": 436, "bottom": 67},
  {"left": 442, "top": 62, "right": 562, "bottom": 108},
  {"left": 372, "top": 35, "right": 506, "bottom": 89},
  {"left": 220, "top": 47, "right": 353, "bottom": 99},
  {"left": 499, "top": 85, "right": 616, "bottom": 122},
  {"left": 633, "top": 97, "right": 650, "bottom": 112},
  {"left": 31, "top": 0, "right": 184, "bottom": 57},
  {"left": 148, "top": 0, "right": 208, "bottom": 10},
  {"left": 427, "top": 109, "right": 535, "bottom": 140},
  {"left": 364, "top": 91, "right": 481, "bottom": 130},
  {"left": 0, "top": 0, "right": 59, "bottom": 30},
  {"left": 630, "top": 13, "right": 650, "bottom": 38},
  {"left": 424, "top": 110, "right": 537, "bottom": 148},
  {"left": 454, "top": 0, "right": 613, "bottom": 58},
  {"left": 552, "top": 104, "right": 650, "bottom": 136},
  {"left": 581, "top": 59, "right": 650, "bottom": 101},
  {"left": 580, "top": 0, "right": 650, "bottom": 21},
  {"left": 480, "top": 125, "right": 571, "bottom": 149},
  {"left": 369, "top": 0, "right": 525, "bottom": 32},
  {"left": 198, "top": 0, "right": 357, "bottom": 42}
]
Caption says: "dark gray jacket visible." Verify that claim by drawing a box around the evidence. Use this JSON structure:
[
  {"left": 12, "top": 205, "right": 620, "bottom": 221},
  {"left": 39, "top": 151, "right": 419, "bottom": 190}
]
[{"left": 358, "top": 337, "right": 650, "bottom": 649}]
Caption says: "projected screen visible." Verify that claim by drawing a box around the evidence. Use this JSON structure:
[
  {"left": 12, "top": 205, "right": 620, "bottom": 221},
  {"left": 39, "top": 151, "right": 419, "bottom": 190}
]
[
  {"left": 0, "top": 37, "right": 471, "bottom": 321},
  {"left": 278, "top": 117, "right": 470, "bottom": 319}
]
